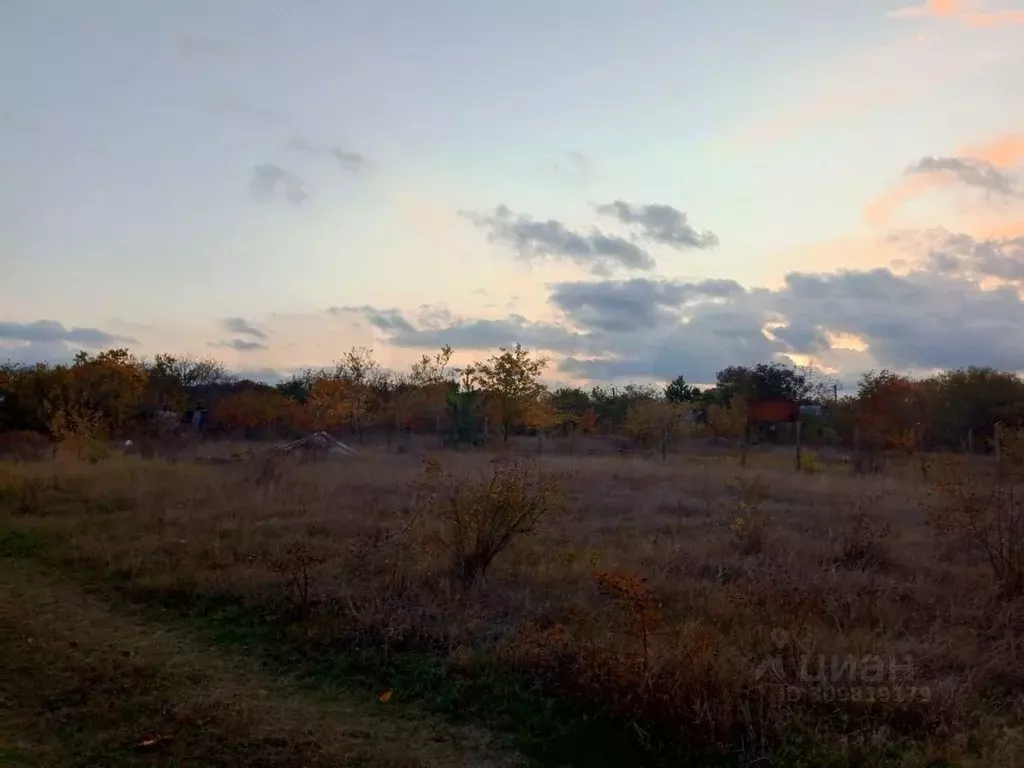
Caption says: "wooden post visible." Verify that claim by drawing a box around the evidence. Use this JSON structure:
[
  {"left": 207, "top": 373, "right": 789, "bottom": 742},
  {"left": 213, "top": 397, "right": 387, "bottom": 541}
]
[
  {"left": 853, "top": 424, "right": 861, "bottom": 475},
  {"left": 483, "top": 416, "right": 489, "bottom": 448},
  {"left": 795, "top": 420, "right": 802, "bottom": 471},
  {"left": 967, "top": 428, "right": 974, "bottom": 455},
  {"left": 916, "top": 422, "right": 927, "bottom": 480}
]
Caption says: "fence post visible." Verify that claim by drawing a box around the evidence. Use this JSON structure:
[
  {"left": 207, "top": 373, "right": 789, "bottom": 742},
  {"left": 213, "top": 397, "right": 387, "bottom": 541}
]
[
  {"left": 967, "top": 428, "right": 973, "bottom": 454},
  {"left": 916, "top": 422, "right": 927, "bottom": 480},
  {"left": 795, "top": 420, "right": 802, "bottom": 471}
]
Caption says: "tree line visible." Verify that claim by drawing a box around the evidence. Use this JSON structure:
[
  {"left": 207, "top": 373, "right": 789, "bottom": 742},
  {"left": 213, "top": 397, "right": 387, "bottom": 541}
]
[{"left": 2, "top": 344, "right": 1024, "bottom": 453}]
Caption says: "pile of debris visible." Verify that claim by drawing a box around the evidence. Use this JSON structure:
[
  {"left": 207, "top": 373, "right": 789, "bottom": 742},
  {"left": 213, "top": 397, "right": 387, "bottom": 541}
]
[{"left": 272, "top": 431, "right": 358, "bottom": 458}]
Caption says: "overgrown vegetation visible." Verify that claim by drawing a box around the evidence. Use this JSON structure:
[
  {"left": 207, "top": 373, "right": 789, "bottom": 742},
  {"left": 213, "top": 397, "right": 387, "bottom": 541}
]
[
  {"left": 7, "top": 342, "right": 1024, "bottom": 764},
  {"left": 3, "top": 442, "right": 1024, "bottom": 766}
]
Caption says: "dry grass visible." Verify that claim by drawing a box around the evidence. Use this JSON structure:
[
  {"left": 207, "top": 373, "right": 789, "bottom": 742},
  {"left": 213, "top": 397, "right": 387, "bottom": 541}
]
[
  {"left": 3, "top": 447, "right": 1024, "bottom": 765},
  {"left": 0, "top": 558, "right": 520, "bottom": 768}
]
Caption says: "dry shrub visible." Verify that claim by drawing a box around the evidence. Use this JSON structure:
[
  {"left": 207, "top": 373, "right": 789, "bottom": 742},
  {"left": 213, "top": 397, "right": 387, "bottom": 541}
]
[
  {"left": 831, "top": 504, "right": 892, "bottom": 570},
  {"left": 724, "top": 475, "right": 771, "bottom": 555},
  {"left": 929, "top": 431, "right": 1024, "bottom": 597},
  {"left": 0, "top": 430, "right": 52, "bottom": 461},
  {"left": 415, "top": 456, "right": 567, "bottom": 588},
  {"left": 266, "top": 533, "right": 330, "bottom": 618}
]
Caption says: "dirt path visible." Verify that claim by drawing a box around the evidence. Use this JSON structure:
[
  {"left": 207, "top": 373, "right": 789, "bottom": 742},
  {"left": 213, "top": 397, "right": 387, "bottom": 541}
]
[{"left": 0, "top": 560, "right": 523, "bottom": 767}]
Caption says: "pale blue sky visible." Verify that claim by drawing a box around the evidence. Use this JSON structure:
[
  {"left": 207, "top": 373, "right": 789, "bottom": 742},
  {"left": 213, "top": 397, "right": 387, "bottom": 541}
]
[{"left": 2, "top": 0, "right": 1024, "bottom": 385}]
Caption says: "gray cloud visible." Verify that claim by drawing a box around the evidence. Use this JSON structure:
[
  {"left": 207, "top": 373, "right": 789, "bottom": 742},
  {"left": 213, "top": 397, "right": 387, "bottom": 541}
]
[
  {"left": 286, "top": 138, "right": 371, "bottom": 172},
  {"left": 895, "top": 230, "right": 1024, "bottom": 282},
  {"left": 464, "top": 205, "right": 654, "bottom": 275},
  {"left": 250, "top": 164, "right": 309, "bottom": 205},
  {"left": 212, "top": 338, "right": 268, "bottom": 352},
  {"left": 550, "top": 277, "right": 744, "bottom": 333},
  {"left": 0, "top": 321, "right": 136, "bottom": 367},
  {"left": 906, "top": 156, "right": 1020, "bottom": 196},
  {"left": 0, "top": 320, "right": 133, "bottom": 346},
  {"left": 596, "top": 201, "right": 720, "bottom": 249},
  {"left": 342, "top": 230, "right": 1024, "bottom": 382},
  {"left": 221, "top": 317, "right": 268, "bottom": 339},
  {"left": 340, "top": 306, "right": 588, "bottom": 353},
  {"left": 330, "top": 305, "right": 416, "bottom": 334}
]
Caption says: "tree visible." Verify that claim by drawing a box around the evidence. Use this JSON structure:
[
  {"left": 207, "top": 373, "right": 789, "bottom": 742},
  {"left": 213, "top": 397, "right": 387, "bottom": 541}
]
[
  {"left": 623, "top": 400, "right": 695, "bottom": 451},
  {"left": 211, "top": 388, "right": 299, "bottom": 434},
  {"left": 474, "top": 344, "right": 548, "bottom": 443},
  {"left": 664, "top": 375, "right": 699, "bottom": 404},
  {"left": 327, "top": 347, "right": 382, "bottom": 440},
  {"left": 855, "top": 369, "right": 923, "bottom": 451},
  {"left": 715, "top": 362, "right": 808, "bottom": 402},
  {"left": 705, "top": 394, "right": 748, "bottom": 440}
]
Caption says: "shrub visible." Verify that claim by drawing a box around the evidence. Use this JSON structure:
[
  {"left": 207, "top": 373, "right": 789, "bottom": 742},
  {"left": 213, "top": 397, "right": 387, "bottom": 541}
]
[
  {"left": 724, "top": 475, "right": 771, "bottom": 555},
  {"left": 832, "top": 511, "right": 892, "bottom": 569},
  {"left": 929, "top": 429, "right": 1024, "bottom": 597},
  {"left": 415, "top": 457, "right": 566, "bottom": 588},
  {"left": 0, "top": 430, "right": 52, "bottom": 461}
]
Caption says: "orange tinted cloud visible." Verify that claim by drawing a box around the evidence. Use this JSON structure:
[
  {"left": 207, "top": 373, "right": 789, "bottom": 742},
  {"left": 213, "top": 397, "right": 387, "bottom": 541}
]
[
  {"left": 864, "top": 131, "right": 1024, "bottom": 226},
  {"left": 890, "top": 0, "right": 1024, "bottom": 25},
  {"left": 961, "top": 133, "right": 1024, "bottom": 166},
  {"left": 929, "top": 0, "right": 963, "bottom": 15}
]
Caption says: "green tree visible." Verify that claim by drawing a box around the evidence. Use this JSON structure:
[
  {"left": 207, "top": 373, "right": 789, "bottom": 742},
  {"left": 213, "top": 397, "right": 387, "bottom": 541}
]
[{"left": 664, "top": 375, "right": 699, "bottom": 403}]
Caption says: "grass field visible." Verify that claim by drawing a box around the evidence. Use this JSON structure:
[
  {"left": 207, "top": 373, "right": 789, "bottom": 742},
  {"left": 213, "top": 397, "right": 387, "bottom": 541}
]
[{"left": 2, "top": 446, "right": 1023, "bottom": 766}]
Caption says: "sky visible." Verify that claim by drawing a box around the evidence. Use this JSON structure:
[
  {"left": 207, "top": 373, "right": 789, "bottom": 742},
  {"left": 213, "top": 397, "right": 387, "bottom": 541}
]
[{"left": 2, "top": 0, "right": 1024, "bottom": 389}]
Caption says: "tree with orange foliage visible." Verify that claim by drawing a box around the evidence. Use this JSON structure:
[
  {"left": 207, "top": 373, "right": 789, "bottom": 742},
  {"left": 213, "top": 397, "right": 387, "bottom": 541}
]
[
  {"left": 475, "top": 344, "right": 548, "bottom": 443},
  {"left": 855, "top": 369, "right": 925, "bottom": 451},
  {"left": 211, "top": 388, "right": 299, "bottom": 435}
]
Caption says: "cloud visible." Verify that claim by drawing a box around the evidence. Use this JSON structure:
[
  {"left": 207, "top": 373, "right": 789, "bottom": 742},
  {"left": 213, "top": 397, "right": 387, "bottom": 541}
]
[
  {"left": 330, "top": 305, "right": 416, "bottom": 334},
  {"left": 962, "top": 132, "right": 1024, "bottom": 167},
  {"left": 463, "top": 205, "right": 655, "bottom": 275},
  {"left": 286, "top": 138, "right": 372, "bottom": 172},
  {"left": 340, "top": 231, "right": 1024, "bottom": 383},
  {"left": 0, "top": 320, "right": 133, "bottom": 347},
  {"left": 896, "top": 229, "right": 1024, "bottom": 281},
  {"left": 221, "top": 317, "right": 268, "bottom": 339},
  {"left": 595, "top": 201, "right": 720, "bottom": 250},
  {"left": 906, "top": 156, "right": 1019, "bottom": 195},
  {"left": 549, "top": 278, "right": 742, "bottom": 333},
  {"left": 0, "top": 320, "right": 136, "bottom": 366},
  {"left": 211, "top": 338, "right": 268, "bottom": 352},
  {"left": 888, "top": 0, "right": 1024, "bottom": 26},
  {"left": 250, "top": 164, "right": 309, "bottom": 205},
  {"left": 338, "top": 305, "right": 588, "bottom": 354},
  {"left": 866, "top": 134, "right": 1024, "bottom": 225}
]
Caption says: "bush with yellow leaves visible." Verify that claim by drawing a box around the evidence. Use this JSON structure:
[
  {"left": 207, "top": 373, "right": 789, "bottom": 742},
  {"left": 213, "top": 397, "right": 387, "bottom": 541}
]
[{"left": 414, "top": 456, "right": 567, "bottom": 588}]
